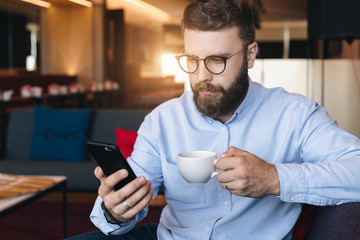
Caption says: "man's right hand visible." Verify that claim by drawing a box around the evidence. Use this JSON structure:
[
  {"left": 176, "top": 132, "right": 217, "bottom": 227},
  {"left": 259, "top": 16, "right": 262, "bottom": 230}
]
[{"left": 95, "top": 166, "right": 154, "bottom": 223}]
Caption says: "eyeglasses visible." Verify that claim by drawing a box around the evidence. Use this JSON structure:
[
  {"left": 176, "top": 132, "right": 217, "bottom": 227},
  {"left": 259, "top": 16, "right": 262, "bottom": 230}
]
[{"left": 175, "top": 49, "right": 243, "bottom": 75}]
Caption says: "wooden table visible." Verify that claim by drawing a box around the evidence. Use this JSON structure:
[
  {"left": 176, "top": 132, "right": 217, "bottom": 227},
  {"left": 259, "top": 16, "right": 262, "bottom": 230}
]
[{"left": 0, "top": 174, "right": 67, "bottom": 238}]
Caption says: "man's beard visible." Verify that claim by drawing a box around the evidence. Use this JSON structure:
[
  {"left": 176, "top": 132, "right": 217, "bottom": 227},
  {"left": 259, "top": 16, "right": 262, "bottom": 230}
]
[{"left": 192, "top": 58, "right": 249, "bottom": 119}]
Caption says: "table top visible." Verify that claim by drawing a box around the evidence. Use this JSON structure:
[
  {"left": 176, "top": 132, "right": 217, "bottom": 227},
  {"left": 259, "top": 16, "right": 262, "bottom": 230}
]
[{"left": 0, "top": 174, "right": 67, "bottom": 213}]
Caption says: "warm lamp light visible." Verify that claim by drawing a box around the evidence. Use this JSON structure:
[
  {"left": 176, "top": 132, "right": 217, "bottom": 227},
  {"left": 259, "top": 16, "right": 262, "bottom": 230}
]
[
  {"left": 68, "top": 0, "right": 93, "bottom": 7},
  {"left": 21, "top": 0, "right": 51, "bottom": 8},
  {"left": 161, "top": 53, "right": 189, "bottom": 91},
  {"left": 107, "top": 0, "right": 168, "bottom": 22}
]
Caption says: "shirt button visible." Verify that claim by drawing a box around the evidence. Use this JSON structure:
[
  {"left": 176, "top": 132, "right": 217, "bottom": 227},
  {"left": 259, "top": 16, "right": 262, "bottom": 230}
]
[
  {"left": 224, "top": 201, "right": 228, "bottom": 206},
  {"left": 206, "top": 227, "right": 210, "bottom": 232},
  {"left": 222, "top": 127, "right": 226, "bottom": 131},
  {"left": 328, "top": 201, "right": 334, "bottom": 205},
  {"left": 290, "top": 197, "right": 295, "bottom": 202}
]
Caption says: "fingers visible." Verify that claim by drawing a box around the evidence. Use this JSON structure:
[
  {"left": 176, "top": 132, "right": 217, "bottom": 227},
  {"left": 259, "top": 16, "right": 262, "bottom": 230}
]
[
  {"left": 94, "top": 166, "right": 155, "bottom": 222},
  {"left": 94, "top": 166, "right": 105, "bottom": 179},
  {"left": 216, "top": 154, "right": 248, "bottom": 173},
  {"left": 103, "top": 178, "right": 154, "bottom": 222},
  {"left": 221, "top": 181, "right": 230, "bottom": 191},
  {"left": 217, "top": 165, "right": 237, "bottom": 180},
  {"left": 216, "top": 147, "right": 253, "bottom": 192},
  {"left": 111, "top": 180, "right": 154, "bottom": 220},
  {"left": 97, "top": 168, "right": 129, "bottom": 196},
  {"left": 216, "top": 156, "right": 236, "bottom": 171},
  {"left": 110, "top": 176, "right": 148, "bottom": 208},
  {"left": 216, "top": 150, "right": 256, "bottom": 184},
  {"left": 215, "top": 149, "right": 281, "bottom": 197},
  {"left": 217, "top": 146, "right": 249, "bottom": 170}
]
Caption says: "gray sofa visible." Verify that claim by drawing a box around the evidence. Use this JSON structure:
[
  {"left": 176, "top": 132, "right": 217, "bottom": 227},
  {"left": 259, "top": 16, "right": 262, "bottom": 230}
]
[
  {"left": 0, "top": 108, "right": 150, "bottom": 191},
  {"left": 1, "top": 108, "right": 359, "bottom": 238}
]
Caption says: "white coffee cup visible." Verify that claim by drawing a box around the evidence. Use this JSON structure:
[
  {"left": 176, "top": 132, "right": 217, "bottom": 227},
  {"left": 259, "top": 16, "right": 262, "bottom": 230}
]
[{"left": 177, "top": 151, "right": 219, "bottom": 184}]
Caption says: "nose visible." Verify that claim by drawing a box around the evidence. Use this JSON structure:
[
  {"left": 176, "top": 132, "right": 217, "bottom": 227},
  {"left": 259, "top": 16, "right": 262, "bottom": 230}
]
[{"left": 196, "top": 60, "right": 212, "bottom": 83}]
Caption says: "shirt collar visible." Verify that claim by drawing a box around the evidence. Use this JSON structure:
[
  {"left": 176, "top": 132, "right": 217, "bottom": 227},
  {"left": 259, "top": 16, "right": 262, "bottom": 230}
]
[{"left": 230, "top": 77, "right": 257, "bottom": 122}]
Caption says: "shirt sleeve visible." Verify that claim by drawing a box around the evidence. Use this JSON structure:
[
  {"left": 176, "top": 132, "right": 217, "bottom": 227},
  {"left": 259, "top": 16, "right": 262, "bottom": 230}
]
[
  {"left": 275, "top": 101, "right": 360, "bottom": 205},
  {"left": 89, "top": 114, "right": 161, "bottom": 235},
  {"left": 90, "top": 195, "right": 148, "bottom": 235},
  {"left": 276, "top": 157, "right": 360, "bottom": 205}
]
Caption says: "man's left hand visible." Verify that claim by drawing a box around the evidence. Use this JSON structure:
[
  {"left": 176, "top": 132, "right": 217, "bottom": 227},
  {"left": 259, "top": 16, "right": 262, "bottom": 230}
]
[{"left": 216, "top": 146, "right": 280, "bottom": 198}]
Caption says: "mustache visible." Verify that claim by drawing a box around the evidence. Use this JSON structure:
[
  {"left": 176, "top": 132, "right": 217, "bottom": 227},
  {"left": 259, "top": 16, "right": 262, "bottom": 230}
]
[{"left": 193, "top": 82, "right": 226, "bottom": 94}]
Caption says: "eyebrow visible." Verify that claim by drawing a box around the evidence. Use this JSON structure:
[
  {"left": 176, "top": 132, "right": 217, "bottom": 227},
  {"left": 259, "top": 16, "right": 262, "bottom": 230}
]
[{"left": 183, "top": 52, "right": 232, "bottom": 58}]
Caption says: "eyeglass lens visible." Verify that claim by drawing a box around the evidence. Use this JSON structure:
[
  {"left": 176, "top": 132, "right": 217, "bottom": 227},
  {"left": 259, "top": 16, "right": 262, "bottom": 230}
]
[{"left": 178, "top": 55, "right": 226, "bottom": 74}]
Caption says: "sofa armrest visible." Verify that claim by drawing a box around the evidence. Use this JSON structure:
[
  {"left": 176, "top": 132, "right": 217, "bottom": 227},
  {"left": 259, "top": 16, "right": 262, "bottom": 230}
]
[{"left": 305, "top": 202, "right": 360, "bottom": 240}]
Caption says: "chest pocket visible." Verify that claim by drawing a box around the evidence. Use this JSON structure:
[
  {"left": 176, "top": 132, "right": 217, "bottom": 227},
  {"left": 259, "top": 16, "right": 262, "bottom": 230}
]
[{"left": 162, "top": 160, "right": 205, "bottom": 204}]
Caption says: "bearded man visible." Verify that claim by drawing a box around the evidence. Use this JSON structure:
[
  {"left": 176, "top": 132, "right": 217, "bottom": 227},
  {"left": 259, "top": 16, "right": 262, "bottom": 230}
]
[{"left": 68, "top": 0, "right": 360, "bottom": 239}]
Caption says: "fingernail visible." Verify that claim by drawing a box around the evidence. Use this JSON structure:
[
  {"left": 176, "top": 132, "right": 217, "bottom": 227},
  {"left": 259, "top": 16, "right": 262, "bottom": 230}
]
[
  {"left": 119, "top": 169, "right": 128, "bottom": 177},
  {"left": 139, "top": 176, "right": 146, "bottom": 185}
]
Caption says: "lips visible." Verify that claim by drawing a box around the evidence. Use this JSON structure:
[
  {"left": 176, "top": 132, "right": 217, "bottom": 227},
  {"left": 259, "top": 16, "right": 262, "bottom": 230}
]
[
  {"left": 201, "top": 91, "right": 215, "bottom": 96},
  {"left": 193, "top": 82, "right": 224, "bottom": 98}
]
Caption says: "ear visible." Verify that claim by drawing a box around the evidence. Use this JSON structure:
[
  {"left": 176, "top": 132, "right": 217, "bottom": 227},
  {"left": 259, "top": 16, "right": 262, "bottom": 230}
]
[{"left": 247, "top": 42, "right": 258, "bottom": 69}]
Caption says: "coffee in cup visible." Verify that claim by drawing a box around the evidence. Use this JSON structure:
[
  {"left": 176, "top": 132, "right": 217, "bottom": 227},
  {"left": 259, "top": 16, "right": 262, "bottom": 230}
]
[{"left": 177, "top": 150, "right": 218, "bottom": 184}]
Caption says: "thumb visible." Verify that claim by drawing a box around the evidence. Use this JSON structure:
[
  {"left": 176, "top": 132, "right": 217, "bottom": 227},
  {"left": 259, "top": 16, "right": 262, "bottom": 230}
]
[
  {"left": 220, "top": 146, "right": 243, "bottom": 158},
  {"left": 94, "top": 166, "right": 106, "bottom": 180},
  {"left": 219, "top": 147, "right": 235, "bottom": 158}
]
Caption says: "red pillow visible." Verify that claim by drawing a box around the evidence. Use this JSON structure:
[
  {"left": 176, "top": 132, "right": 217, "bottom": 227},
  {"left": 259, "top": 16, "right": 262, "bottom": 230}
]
[
  {"left": 115, "top": 128, "right": 138, "bottom": 159},
  {"left": 292, "top": 204, "right": 315, "bottom": 240}
]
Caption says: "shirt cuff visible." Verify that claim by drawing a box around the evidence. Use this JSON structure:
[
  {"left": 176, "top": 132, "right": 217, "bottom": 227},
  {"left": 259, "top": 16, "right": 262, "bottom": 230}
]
[
  {"left": 90, "top": 196, "right": 139, "bottom": 235},
  {"left": 274, "top": 163, "right": 308, "bottom": 203}
]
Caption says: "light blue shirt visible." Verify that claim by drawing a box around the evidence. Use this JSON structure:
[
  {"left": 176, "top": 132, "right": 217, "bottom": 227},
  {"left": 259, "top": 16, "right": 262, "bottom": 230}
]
[{"left": 90, "top": 79, "right": 360, "bottom": 239}]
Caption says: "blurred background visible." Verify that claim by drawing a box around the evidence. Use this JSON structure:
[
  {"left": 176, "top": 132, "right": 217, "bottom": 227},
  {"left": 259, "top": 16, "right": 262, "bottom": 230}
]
[{"left": 0, "top": 0, "right": 359, "bottom": 137}]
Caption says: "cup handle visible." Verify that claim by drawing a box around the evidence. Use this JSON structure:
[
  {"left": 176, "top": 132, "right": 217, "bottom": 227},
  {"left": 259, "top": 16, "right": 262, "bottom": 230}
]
[{"left": 211, "top": 158, "right": 220, "bottom": 178}]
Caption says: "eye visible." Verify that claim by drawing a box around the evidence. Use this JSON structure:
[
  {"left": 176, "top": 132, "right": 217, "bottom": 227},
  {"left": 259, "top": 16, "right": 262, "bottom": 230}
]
[
  {"left": 207, "top": 56, "right": 223, "bottom": 64},
  {"left": 186, "top": 57, "right": 197, "bottom": 64}
]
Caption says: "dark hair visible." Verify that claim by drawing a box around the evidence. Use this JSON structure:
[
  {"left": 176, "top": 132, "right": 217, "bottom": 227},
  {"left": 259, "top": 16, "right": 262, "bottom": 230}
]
[{"left": 181, "top": 0, "right": 255, "bottom": 48}]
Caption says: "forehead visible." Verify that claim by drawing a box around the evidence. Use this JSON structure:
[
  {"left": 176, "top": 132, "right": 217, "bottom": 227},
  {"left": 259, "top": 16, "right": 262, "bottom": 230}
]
[{"left": 183, "top": 26, "right": 243, "bottom": 56}]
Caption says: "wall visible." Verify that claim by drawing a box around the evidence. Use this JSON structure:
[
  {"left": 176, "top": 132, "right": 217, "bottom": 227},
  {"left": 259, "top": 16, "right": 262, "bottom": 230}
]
[
  {"left": 40, "top": 5, "right": 94, "bottom": 87},
  {"left": 125, "top": 24, "right": 163, "bottom": 78},
  {"left": 323, "top": 60, "right": 360, "bottom": 138},
  {"left": 39, "top": 3, "right": 165, "bottom": 97},
  {"left": 249, "top": 59, "right": 360, "bottom": 138}
]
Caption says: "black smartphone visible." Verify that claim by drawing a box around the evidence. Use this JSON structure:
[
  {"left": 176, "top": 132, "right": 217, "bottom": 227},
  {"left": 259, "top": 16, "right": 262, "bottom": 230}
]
[{"left": 86, "top": 140, "right": 137, "bottom": 191}]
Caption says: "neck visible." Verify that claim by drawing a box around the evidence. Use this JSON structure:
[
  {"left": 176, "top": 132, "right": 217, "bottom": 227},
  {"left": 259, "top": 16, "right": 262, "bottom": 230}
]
[{"left": 214, "top": 111, "right": 235, "bottom": 124}]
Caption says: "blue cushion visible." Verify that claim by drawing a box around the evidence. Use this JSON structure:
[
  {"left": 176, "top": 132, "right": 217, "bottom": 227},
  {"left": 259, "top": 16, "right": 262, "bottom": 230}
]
[{"left": 30, "top": 105, "right": 92, "bottom": 162}]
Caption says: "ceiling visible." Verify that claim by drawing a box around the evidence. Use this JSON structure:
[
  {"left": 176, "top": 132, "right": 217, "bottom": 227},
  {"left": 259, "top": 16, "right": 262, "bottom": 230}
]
[
  {"left": 43, "top": 0, "right": 307, "bottom": 25},
  {"left": 140, "top": 0, "right": 307, "bottom": 22}
]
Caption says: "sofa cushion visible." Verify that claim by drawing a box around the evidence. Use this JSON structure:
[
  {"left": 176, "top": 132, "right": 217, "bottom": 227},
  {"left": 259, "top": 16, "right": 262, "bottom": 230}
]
[
  {"left": 88, "top": 109, "right": 150, "bottom": 143},
  {"left": 5, "top": 109, "right": 34, "bottom": 160},
  {"left": 115, "top": 128, "right": 137, "bottom": 158},
  {"left": 30, "top": 105, "right": 92, "bottom": 162},
  {"left": 305, "top": 202, "right": 360, "bottom": 240}
]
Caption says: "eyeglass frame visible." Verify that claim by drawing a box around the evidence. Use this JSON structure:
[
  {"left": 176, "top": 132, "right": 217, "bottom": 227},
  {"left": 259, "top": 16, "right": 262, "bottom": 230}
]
[{"left": 175, "top": 49, "right": 243, "bottom": 75}]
